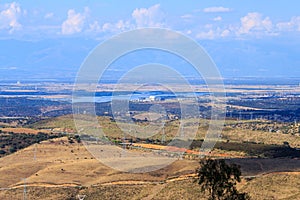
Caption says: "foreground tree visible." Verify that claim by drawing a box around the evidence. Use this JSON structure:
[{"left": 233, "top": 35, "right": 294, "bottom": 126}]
[{"left": 196, "top": 158, "right": 250, "bottom": 200}]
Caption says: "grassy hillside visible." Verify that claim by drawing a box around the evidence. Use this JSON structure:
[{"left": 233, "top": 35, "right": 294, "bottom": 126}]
[
  {"left": 28, "top": 115, "right": 300, "bottom": 148},
  {"left": 0, "top": 115, "right": 298, "bottom": 199},
  {"left": 25, "top": 115, "right": 300, "bottom": 160},
  {"left": 1, "top": 174, "right": 300, "bottom": 199},
  {"left": 0, "top": 137, "right": 299, "bottom": 199}
]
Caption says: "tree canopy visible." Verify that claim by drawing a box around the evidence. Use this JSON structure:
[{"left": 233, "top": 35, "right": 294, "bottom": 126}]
[{"left": 196, "top": 158, "right": 250, "bottom": 200}]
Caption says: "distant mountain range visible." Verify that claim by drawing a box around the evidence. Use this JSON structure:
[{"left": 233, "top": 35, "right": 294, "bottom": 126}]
[{"left": 0, "top": 37, "right": 299, "bottom": 82}]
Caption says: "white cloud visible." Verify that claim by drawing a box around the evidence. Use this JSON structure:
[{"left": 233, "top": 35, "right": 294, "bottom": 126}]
[
  {"left": 88, "top": 20, "right": 101, "bottom": 32},
  {"left": 0, "top": 2, "right": 22, "bottom": 33},
  {"left": 61, "top": 7, "right": 89, "bottom": 35},
  {"left": 115, "top": 20, "right": 131, "bottom": 31},
  {"left": 101, "top": 22, "right": 113, "bottom": 32},
  {"left": 221, "top": 29, "right": 230, "bottom": 37},
  {"left": 90, "top": 4, "right": 164, "bottom": 33},
  {"left": 203, "top": 7, "right": 231, "bottom": 13},
  {"left": 186, "top": 30, "right": 192, "bottom": 34},
  {"left": 89, "top": 19, "right": 132, "bottom": 33},
  {"left": 195, "top": 26, "right": 234, "bottom": 39},
  {"left": 196, "top": 30, "right": 215, "bottom": 39},
  {"left": 213, "top": 16, "right": 222, "bottom": 21},
  {"left": 181, "top": 14, "right": 193, "bottom": 19},
  {"left": 238, "top": 12, "right": 272, "bottom": 34},
  {"left": 132, "top": 4, "right": 165, "bottom": 28},
  {"left": 44, "top": 12, "right": 54, "bottom": 19},
  {"left": 101, "top": 20, "right": 132, "bottom": 32},
  {"left": 277, "top": 16, "right": 300, "bottom": 32},
  {"left": 204, "top": 24, "right": 213, "bottom": 29}
]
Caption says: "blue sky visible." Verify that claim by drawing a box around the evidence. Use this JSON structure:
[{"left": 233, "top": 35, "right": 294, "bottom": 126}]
[{"left": 0, "top": 1, "right": 299, "bottom": 80}]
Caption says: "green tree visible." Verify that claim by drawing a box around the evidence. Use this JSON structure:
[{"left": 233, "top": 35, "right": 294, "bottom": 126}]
[
  {"left": 9, "top": 146, "right": 17, "bottom": 153},
  {"left": 196, "top": 158, "right": 250, "bottom": 200}
]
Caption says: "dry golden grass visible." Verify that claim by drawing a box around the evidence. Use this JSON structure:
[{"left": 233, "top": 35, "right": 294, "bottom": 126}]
[
  {"left": 0, "top": 127, "right": 50, "bottom": 134},
  {"left": 0, "top": 137, "right": 299, "bottom": 199},
  {"left": 241, "top": 172, "right": 300, "bottom": 200},
  {"left": 1, "top": 115, "right": 298, "bottom": 199},
  {"left": 222, "top": 127, "right": 300, "bottom": 148},
  {"left": 0, "top": 137, "right": 198, "bottom": 189},
  {"left": 1, "top": 174, "right": 300, "bottom": 200},
  {"left": 30, "top": 115, "right": 300, "bottom": 148}
]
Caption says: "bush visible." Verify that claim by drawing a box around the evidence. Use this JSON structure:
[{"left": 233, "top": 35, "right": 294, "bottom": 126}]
[
  {"left": 9, "top": 146, "right": 17, "bottom": 153},
  {"left": 0, "top": 150, "right": 6, "bottom": 155}
]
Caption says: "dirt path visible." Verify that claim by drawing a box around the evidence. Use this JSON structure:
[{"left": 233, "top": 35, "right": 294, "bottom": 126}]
[
  {"left": 142, "top": 183, "right": 168, "bottom": 200},
  {"left": 6, "top": 171, "right": 300, "bottom": 190},
  {"left": 5, "top": 173, "right": 197, "bottom": 191},
  {"left": 2, "top": 170, "right": 299, "bottom": 200}
]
